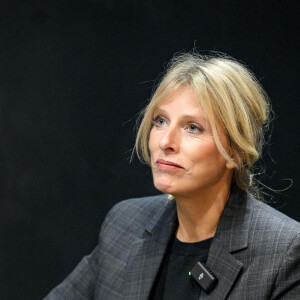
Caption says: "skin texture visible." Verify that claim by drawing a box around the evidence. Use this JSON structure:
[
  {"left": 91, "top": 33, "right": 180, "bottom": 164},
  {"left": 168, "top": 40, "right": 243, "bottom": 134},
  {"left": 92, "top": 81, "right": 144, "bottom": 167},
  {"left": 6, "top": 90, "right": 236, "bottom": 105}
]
[{"left": 148, "top": 85, "right": 234, "bottom": 242}]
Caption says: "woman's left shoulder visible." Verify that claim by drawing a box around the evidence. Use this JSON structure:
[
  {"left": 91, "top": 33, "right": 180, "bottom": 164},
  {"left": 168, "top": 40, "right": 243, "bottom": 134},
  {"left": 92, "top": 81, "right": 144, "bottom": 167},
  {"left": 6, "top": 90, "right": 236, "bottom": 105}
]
[
  {"left": 246, "top": 195, "right": 300, "bottom": 298},
  {"left": 247, "top": 192, "right": 300, "bottom": 243}
]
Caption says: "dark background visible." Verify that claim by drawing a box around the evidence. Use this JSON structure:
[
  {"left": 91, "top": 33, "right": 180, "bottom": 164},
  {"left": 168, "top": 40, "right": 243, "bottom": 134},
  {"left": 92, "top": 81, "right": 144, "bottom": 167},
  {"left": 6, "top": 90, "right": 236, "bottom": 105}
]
[{"left": 0, "top": 1, "right": 299, "bottom": 299}]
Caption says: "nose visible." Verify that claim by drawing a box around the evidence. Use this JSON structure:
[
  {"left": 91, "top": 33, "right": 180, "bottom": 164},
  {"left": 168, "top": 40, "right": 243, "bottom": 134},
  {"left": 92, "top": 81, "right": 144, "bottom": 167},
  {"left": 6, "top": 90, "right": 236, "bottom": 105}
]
[{"left": 159, "top": 126, "right": 180, "bottom": 153}]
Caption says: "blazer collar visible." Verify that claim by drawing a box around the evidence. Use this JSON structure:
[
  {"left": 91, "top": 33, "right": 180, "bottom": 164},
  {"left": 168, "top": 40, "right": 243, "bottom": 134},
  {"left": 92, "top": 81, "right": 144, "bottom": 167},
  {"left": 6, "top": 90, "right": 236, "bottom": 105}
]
[
  {"left": 144, "top": 187, "right": 252, "bottom": 252},
  {"left": 145, "top": 196, "right": 178, "bottom": 235},
  {"left": 214, "top": 187, "right": 252, "bottom": 253}
]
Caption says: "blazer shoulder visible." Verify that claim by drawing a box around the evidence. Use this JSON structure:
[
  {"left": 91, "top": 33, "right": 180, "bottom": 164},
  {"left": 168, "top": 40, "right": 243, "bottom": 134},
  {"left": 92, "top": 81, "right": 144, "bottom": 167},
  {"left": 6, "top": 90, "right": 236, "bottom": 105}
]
[
  {"left": 100, "top": 194, "right": 170, "bottom": 238},
  {"left": 245, "top": 195, "right": 300, "bottom": 298},
  {"left": 248, "top": 193, "right": 300, "bottom": 241}
]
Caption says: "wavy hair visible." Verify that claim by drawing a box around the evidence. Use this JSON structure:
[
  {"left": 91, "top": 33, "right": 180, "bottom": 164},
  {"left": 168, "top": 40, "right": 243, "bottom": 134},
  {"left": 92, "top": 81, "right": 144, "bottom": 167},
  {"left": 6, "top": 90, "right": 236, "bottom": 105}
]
[{"left": 135, "top": 52, "right": 270, "bottom": 196}]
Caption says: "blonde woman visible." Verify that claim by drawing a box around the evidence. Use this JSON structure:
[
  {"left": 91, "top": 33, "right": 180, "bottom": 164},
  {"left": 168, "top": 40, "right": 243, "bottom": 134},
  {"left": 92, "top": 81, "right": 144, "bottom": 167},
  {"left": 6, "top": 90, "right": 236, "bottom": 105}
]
[{"left": 45, "top": 53, "right": 300, "bottom": 299}]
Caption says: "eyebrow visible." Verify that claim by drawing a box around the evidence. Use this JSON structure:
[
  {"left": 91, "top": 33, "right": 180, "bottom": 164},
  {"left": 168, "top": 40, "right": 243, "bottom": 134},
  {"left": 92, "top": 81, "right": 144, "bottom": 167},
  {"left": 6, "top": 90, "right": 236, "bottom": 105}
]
[{"left": 153, "top": 107, "right": 208, "bottom": 123}]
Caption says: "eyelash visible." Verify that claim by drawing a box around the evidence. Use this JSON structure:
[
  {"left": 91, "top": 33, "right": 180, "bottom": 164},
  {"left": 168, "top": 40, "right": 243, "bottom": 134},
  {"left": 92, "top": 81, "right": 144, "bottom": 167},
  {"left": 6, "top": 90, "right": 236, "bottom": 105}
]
[{"left": 152, "top": 116, "right": 203, "bottom": 134}]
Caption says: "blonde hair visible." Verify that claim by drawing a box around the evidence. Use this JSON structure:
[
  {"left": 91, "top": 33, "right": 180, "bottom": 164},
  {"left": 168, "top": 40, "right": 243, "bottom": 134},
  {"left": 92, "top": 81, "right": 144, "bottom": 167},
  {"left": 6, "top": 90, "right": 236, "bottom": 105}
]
[{"left": 135, "top": 52, "right": 270, "bottom": 193}]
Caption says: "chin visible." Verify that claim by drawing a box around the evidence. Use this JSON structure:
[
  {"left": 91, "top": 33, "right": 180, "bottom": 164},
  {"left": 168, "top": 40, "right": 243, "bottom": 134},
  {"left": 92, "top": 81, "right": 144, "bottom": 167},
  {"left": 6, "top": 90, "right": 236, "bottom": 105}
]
[{"left": 153, "top": 180, "right": 174, "bottom": 195}]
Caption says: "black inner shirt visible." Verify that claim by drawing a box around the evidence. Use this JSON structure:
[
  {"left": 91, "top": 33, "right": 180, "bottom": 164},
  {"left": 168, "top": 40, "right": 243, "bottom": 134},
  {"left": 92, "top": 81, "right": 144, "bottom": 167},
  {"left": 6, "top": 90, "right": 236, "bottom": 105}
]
[{"left": 149, "top": 235, "right": 213, "bottom": 300}]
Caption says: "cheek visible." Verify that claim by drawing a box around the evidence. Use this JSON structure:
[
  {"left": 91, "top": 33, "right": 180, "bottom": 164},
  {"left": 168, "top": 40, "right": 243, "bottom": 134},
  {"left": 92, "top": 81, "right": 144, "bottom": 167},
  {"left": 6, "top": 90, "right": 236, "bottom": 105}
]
[
  {"left": 148, "top": 133, "right": 153, "bottom": 158},
  {"left": 187, "top": 139, "right": 214, "bottom": 157},
  {"left": 188, "top": 140, "right": 225, "bottom": 167},
  {"left": 148, "top": 130, "right": 158, "bottom": 156}
]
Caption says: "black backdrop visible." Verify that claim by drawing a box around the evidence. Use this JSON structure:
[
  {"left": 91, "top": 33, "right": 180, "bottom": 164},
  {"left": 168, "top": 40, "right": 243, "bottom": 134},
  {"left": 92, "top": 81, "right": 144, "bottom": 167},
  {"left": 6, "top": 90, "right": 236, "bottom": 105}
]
[{"left": 0, "top": 1, "right": 299, "bottom": 299}]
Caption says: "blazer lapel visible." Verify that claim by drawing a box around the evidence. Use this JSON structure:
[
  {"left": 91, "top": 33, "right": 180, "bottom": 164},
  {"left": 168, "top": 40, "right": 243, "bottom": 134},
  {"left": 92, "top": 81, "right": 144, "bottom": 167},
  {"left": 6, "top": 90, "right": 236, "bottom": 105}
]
[
  {"left": 123, "top": 199, "right": 177, "bottom": 300},
  {"left": 200, "top": 239, "right": 243, "bottom": 300},
  {"left": 201, "top": 188, "right": 253, "bottom": 300}
]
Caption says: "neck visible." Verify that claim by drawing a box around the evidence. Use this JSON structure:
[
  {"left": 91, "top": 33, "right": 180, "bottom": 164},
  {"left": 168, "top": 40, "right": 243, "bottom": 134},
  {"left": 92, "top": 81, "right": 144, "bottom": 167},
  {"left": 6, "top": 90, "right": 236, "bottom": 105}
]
[{"left": 174, "top": 184, "right": 231, "bottom": 243}]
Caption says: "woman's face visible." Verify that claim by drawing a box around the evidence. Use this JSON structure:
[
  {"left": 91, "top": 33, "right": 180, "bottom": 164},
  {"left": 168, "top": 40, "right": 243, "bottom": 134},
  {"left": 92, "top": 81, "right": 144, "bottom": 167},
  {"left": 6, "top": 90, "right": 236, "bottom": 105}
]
[{"left": 148, "top": 85, "right": 233, "bottom": 198}]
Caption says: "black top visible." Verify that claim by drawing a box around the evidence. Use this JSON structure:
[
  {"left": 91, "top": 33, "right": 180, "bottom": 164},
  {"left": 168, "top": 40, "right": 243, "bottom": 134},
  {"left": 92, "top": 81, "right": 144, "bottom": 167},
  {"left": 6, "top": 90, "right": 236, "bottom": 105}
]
[{"left": 149, "top": 235, "right": 213, "bottom": 300}]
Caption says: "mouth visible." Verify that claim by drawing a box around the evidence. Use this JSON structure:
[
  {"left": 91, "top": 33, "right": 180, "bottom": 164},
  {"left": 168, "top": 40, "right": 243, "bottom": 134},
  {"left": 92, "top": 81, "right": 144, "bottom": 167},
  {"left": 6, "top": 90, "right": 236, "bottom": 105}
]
[{"left": 156, "top": 159, "right": 184, "bottom": 169}]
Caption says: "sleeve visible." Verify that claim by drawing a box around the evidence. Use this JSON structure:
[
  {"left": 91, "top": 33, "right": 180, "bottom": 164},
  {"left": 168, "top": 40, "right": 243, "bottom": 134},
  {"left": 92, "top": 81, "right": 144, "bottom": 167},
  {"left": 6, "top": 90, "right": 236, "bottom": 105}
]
[
  {"left": 43, "top": 245, "right": 100, "bottom": 300},
  {"left": 43, "top": 204, "right": 117, "bottom": 300},
  {"left": 271, "top": 233, "right": 300, "bottom": 299}
]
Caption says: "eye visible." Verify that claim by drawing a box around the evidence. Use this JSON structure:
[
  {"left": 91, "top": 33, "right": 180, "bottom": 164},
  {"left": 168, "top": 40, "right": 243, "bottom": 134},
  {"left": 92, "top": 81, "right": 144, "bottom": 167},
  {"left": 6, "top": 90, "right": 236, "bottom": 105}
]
[
  {"left": 187, "top": 123, "right": 202, "bottom": 134},
  {"left": 152, "top": 116, "right": 167, "bottom": 128}
]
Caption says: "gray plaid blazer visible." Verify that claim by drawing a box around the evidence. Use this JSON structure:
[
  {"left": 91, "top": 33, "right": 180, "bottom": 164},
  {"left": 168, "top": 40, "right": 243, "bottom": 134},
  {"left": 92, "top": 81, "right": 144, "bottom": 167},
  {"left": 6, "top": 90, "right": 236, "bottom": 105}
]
[{"left": 45, "top": 188, "right": 300, "bottom": 299}]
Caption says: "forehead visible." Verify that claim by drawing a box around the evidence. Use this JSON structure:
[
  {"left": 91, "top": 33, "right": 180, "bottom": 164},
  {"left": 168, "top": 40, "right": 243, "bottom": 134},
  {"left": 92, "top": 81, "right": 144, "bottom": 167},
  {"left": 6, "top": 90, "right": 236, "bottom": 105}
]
[{"left": 153, "top": 86, "right": 207, "bottom": 118}]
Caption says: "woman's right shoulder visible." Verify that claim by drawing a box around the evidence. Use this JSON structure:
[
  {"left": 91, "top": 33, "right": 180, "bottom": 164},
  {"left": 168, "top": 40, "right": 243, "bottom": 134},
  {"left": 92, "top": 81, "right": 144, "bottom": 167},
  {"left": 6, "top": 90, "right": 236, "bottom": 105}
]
[{"left": 99, "top": 194, "right": 170, "bottom": 238}]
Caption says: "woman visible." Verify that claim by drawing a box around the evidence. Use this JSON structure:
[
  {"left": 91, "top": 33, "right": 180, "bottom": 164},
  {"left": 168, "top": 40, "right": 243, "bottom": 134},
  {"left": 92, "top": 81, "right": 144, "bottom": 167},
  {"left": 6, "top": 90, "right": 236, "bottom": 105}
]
[{"left": 45, "top": 53, "right": 300, "bottom": 299}]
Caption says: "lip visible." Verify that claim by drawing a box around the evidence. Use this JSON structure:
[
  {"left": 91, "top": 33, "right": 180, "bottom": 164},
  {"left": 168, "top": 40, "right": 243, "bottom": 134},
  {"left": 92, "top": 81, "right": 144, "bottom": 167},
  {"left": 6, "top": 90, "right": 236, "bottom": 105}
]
[{"left": 156, "top": 159, "right": 183, "bottom": 169}]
